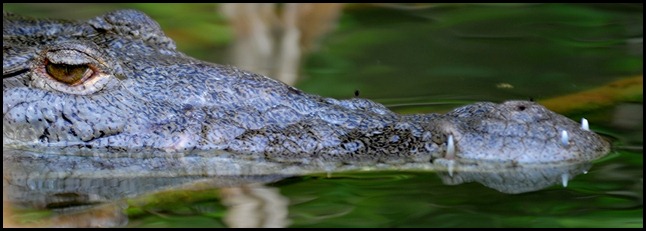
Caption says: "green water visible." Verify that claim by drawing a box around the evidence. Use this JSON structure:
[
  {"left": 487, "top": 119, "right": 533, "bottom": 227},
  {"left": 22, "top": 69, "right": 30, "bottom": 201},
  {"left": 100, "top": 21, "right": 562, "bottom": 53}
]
[{"left": 3, "top": 3, "right": 642, "bottom": 228}]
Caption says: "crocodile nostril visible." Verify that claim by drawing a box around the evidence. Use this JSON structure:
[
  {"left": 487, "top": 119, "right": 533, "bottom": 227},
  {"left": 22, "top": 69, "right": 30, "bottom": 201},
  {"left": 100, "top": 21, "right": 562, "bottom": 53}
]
[{"left": 517, "top": 105, "right": 526, "bottom": 111}]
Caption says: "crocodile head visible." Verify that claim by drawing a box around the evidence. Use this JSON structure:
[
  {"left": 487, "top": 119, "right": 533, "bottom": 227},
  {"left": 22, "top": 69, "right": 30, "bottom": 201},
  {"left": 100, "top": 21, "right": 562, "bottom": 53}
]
[{"left": 3, "top": 10, "right": 611, "bottom": 170}]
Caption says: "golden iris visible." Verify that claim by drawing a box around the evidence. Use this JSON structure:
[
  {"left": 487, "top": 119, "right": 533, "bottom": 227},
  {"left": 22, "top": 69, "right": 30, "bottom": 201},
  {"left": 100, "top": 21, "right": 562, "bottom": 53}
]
[{"left": 45, "top": 63, "right": 93, "bottom": 85}]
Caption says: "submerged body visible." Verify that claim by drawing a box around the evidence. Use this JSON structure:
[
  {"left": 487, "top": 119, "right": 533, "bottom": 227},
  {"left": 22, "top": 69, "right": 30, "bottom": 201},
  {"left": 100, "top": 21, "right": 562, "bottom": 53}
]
[{"left": 3, "top": 10, "right": 610, "bottom": 175}]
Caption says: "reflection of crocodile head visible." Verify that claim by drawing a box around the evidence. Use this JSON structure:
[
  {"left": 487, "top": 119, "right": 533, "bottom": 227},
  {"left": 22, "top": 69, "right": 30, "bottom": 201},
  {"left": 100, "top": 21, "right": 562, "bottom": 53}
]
[
  {"left": 2, "top": 152, "right": 595, "bottom": 227},
  {"left": 3, "top": 150, "right": 289, "bottom": 210},
  {"left": 435, "top": 161, "right": 594, "bottom": 194}
]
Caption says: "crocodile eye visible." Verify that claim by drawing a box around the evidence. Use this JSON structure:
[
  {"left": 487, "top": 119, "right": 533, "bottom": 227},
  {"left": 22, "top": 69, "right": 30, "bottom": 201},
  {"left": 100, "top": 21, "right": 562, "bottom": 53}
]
[
  {"left": 45, "top": 63, "right": 95, "bottom": 85},
  {"left": 31, "top": 41, "right": 122, "bottom": 95}
]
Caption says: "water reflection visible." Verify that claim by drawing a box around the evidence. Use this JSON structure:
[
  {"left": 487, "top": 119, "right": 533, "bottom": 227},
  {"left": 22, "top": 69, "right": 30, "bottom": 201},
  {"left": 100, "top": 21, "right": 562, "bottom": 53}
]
[
  {"left": 3, "top": 148, "right": 598, "bottom": 227},
  {"left": 433, "top": 160, "right": 592, "bottom": 194}
]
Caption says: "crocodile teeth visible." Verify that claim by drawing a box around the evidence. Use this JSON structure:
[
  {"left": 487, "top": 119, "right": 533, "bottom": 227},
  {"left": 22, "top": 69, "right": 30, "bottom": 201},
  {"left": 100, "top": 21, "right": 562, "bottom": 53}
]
[
  {"left": 561, "top": 173, "right": 569, "bottom": 187},
  {"left": 583, "top": 170, "right": 588, "bottom": 174},
  {"left": 447, "top": 160, "right": 455, "bottom": 177},
  {"left": 561, "top": 130, "right": 569, "bottom": 146},
  {"left": 581, "top": 118, "right": 589, "bottom": 131},
  {"left": 446, "top": 134, "right": 455, "bottom": 159},
  {"left": 446, "top": 135, "right": 456, "bottom": 176}
]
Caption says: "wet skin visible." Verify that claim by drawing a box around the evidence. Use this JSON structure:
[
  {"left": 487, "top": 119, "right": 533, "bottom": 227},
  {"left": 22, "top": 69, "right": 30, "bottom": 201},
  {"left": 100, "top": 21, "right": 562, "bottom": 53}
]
[{"left": 3, "top": 10, "right": 610, "bottom": 176}]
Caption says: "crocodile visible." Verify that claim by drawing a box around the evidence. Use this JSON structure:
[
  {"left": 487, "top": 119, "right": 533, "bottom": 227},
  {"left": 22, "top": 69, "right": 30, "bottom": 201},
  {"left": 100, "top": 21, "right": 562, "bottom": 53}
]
[{"left": 3, "top": 10, "right": 611, "bottom": 186}]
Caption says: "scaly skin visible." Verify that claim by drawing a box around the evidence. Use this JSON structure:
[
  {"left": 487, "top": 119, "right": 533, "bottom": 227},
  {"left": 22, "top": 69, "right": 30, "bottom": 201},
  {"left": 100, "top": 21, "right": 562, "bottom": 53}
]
[{"left": 3, "top": 10, "right": 610, "bottom": 173}]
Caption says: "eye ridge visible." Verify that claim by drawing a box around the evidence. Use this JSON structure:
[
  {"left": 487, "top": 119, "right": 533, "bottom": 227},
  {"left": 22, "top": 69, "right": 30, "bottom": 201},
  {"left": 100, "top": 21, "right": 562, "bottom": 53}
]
[{"left": 45, "top": 62, "right": 95, "bottom": 86}]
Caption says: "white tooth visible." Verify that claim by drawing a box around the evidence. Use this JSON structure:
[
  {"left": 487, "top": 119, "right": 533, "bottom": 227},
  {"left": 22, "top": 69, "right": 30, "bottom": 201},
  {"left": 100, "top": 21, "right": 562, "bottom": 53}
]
[
  {"left": 447, "top": 135, "right": 455, "bottom": 159},
  {"left": 583, "top": 170, "right": 588, "bottom": 174},
  {"left": 561, "top": 130, "right": 569, "bottom": 146},
  {"left": 447, "top": 160, "right": 455, "bottom": 177},
  {"left": 561, "top": 173, "right": 569, "bottom": 187},
  {"left": 581, "top": 118, "right": 589, "bottom": 131}
]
